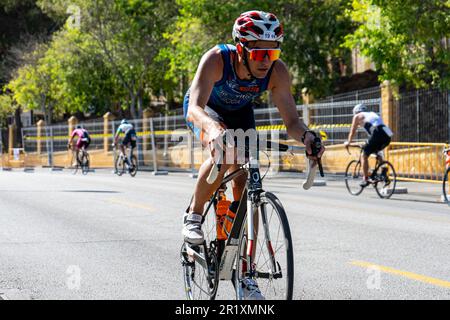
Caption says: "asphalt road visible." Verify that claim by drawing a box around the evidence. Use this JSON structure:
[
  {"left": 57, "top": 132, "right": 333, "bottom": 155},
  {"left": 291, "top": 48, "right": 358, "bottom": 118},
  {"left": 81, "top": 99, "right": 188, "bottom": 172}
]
[{"left": 0, "top": 169, "right": 449, "bottom": 300}]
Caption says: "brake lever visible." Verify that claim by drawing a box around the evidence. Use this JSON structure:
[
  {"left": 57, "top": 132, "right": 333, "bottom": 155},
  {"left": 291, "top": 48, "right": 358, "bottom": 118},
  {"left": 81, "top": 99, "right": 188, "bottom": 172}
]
[{"left": 308, "top": 136, "right": 324, "bottom": 177}]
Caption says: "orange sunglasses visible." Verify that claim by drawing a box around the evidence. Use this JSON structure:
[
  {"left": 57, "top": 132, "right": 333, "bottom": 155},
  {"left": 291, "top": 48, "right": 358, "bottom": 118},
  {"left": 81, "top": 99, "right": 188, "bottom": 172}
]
[{"left": 244, "top": 47, "right": 281, "bottom": 61}]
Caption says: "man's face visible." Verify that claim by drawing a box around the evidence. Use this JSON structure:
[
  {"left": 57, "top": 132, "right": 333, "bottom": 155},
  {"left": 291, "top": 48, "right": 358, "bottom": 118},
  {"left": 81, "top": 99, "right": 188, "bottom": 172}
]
[{"left": 243, "top": 41, "right": 280, "bottom": 79}]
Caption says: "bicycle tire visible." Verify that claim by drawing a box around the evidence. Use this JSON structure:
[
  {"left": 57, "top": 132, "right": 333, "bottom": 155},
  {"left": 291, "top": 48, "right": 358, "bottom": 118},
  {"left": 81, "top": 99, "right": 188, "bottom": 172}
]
[
  {"left": 443, "top": 167, "right": 450, "bottom": 203},
  {"left": 81, "top": 152, "right": 90, "bottom": 175},
  {"left": 71, "top": 151, "right": 79, "bottom": 175},
  {"left": 115, "top": 155, "right": 124, "bottom": 176},
  {"left": 129, "top": 155, "right": 138, "bottom": 177},
  {"left": 345, "top": 160, "right": 364, "bottom": 196},
  {"left": 234, "top": 191, "right": 293, "bottom": 300},
  {"left": 374, "top": 160, "right": 397, "bottom": 199}
]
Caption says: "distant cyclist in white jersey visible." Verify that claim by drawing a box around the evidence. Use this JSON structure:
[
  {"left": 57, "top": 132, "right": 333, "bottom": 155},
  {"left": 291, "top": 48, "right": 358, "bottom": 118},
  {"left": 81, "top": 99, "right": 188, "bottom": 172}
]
[
  {"left": 113, "top": 119, "right": 137, "bottom": 169},
  {"left": 344, "top": 103, "right": 394, "bottom": 187}
]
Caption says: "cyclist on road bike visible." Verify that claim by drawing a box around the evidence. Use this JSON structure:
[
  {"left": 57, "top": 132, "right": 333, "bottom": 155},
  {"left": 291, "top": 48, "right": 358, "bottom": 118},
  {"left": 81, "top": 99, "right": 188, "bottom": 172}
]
[
  {"left": 113, "top": 119, "right": 137, "bottom": 172},
  {"left": 344, "top": 103, "right": 394, "bottom": 187},
  {"left": 68, "top": 124, "right": 91, "bottom": 163},
  {"left": 182, "top": 10, "right": 324, "bottom": 299}
]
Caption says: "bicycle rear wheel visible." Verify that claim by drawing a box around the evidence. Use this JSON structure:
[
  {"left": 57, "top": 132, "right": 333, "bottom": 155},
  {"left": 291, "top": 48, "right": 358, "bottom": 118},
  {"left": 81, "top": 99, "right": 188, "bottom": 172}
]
[
  {"left": 129, "top": 155, "right": 138, "bottom": 177},
  {"left": 235, "top": 192, "right": 293, "bottom": 300},
  {"left": 443, "top": 167, "right": 450, "bottom": 203},
  {"left": 181, "top": 201, "right": 220, "bottom": 300},
  {"left": 374, "top": 161, "right": 397, "bottom": 199},
  {"left": 81, "top": 153, "right": 90, "bottom": 175},
  {"left": 345, "top": 160, "right": 364, "bottom": 195}
]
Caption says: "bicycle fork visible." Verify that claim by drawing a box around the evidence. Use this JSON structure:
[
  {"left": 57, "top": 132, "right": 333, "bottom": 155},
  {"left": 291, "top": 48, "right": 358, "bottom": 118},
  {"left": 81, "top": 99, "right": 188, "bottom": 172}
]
[{"left": 245, "top": 193, "right": 279, "bottom": 279}]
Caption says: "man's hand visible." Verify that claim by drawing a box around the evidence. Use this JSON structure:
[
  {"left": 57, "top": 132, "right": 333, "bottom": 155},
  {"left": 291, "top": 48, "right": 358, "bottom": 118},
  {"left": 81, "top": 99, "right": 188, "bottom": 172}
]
[
  {"left": 303, "top": 131, "right": 325, "bottom": 161},
  {"left": 206, "top": 123, "right": 226, "bottom": 159}
]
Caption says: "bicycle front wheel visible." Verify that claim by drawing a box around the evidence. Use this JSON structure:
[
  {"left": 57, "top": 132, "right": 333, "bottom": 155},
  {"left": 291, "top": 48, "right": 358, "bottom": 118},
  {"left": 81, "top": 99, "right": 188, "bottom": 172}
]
[
  {"left": 115, "top": 156, "right": 124, "bottom": 176},
  {"left": 235, "top": 191, "right": 293, "bottom": 300},
  {"left": 71, "top": 152, "right": 79, "bottom": 175},
  {"left": 443, "top": 167, "right": 450, "bottom": 203},
  {"left": 345, "top": 160, "right": 364, "bottom": 195},
  {"left": 374, "top": 161, "right": 397, "bottom": 199}
]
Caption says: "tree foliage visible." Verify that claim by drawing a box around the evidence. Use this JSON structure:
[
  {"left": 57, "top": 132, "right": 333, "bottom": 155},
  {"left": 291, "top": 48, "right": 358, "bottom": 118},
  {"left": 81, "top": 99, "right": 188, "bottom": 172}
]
[
  {"left": 1, "top": 0, "right": 448, "bottom": 130},
  {"left": 344, "top": 0, "right": 450, "bottom": 89},
  {"left": 161, "top": 0, "right": 354, "bottom": 99}
]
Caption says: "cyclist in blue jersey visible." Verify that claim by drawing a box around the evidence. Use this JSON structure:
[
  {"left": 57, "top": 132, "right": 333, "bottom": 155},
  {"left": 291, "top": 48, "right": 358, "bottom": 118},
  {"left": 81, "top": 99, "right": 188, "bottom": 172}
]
[{"left": 182, "top": 10, "right": 325, "bottom": 299}]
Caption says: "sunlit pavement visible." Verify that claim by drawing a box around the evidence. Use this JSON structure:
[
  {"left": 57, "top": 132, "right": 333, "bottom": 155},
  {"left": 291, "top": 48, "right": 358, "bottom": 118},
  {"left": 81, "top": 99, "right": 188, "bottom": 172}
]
[{"left": 0, "top": 169, "right": 449, "bottom": 300}]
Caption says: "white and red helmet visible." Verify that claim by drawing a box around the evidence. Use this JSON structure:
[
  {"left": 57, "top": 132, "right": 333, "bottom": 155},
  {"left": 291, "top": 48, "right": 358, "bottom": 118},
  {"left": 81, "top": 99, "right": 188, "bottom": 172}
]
[{"left": 232, "top": 11, "right": 284, "bottom": 43}]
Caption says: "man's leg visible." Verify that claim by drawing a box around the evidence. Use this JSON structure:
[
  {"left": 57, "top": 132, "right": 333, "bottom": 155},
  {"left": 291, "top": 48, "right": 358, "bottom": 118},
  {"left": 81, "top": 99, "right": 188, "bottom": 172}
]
[
  {"left": 362, "top": 153, "right": 369, "bottom": 179},
  {"left": 190, "top": 159, "right": 232, "bottom": 213},
  {"left": 120, "top": 144, "right": 127, "bottom": 162},
  {"left": 183, "top": 157, "right": 233, "bottom": 245}
]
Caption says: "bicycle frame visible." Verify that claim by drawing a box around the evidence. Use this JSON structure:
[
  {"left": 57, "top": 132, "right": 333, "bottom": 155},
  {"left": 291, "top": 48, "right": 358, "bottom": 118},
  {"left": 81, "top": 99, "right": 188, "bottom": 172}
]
[
  {"left": 186, "top": 161, "right": 261, "bottom": 281},
  {"left": 182, "top": 135, "right": 319, "bottom": 299},
  {"left": 347, "top": 144, "right": 384, "bottom": 174}
]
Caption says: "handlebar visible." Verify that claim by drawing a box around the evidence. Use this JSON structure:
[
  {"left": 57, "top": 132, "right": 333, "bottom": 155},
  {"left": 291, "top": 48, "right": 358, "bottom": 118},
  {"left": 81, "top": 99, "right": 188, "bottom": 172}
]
[
  {"left": 345, "top": 143, "right": 364, "bottom": 155},
  {"left": 206, "top": 130, "right": 324, "bottom": 187}
]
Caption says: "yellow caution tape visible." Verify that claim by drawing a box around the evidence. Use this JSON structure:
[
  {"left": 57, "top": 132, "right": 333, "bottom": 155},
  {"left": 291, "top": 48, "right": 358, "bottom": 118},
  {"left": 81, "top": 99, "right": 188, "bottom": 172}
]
[{"left": 23, "top": 124, "right": 350, "bottom": 141}]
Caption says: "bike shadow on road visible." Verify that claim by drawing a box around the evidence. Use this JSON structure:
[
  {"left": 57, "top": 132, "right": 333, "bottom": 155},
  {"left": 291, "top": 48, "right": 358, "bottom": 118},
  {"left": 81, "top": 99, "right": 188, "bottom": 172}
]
[
  {"left": 60, "top": 190, "right": 121, "bottom": 194},
  {"left": 376, "top": 196, "right": 446, "bottom": 205}
]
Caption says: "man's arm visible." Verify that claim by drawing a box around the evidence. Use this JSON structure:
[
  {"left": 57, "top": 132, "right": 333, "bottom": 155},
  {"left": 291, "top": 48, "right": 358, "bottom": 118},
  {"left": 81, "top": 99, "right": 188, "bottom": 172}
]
[
  {"left": 346, "top": 114, "right": 362, "bottom": 144},
  {"left": 270, "top": 60, "right": 324, "bottom": 158},
  {"left": 68, "top": 131, "right": 75, "bottom": 146},
  {"left": 186, "top": 47, "right": 224, "bottom": 144},
  {"left": 113, "top": 127, "right": 121, "bottom": 145}
]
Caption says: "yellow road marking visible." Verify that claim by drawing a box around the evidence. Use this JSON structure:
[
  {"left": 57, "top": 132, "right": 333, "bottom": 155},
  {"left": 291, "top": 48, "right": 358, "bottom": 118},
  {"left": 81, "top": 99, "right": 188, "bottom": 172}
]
[
  {"left": 350, "top": 260, "right": 450, "bottom": 289},
  {"left": 107, "top": 198, "right": 154, "bottom": 212}
]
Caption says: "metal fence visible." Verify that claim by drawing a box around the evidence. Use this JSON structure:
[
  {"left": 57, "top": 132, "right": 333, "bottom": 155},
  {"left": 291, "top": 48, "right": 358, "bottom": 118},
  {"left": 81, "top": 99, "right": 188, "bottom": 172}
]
[
  {"left": 307, "top": 98, "right": 381, "bottom": 144},
  {"left": 317, "top": 86, "right": 381, "bottom": 103},
  {"left": 20, "top": 97, "right": 381, "bottom": 170},
  {"left": 396, "top": 88, "right": 450, "bottom": 143}
]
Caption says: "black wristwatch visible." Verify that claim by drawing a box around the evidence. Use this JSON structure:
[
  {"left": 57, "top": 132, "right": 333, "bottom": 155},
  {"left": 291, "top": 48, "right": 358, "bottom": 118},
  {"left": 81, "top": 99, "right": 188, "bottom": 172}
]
[{"left": 301, "top": 130, "right": 316, "bottom": 143}]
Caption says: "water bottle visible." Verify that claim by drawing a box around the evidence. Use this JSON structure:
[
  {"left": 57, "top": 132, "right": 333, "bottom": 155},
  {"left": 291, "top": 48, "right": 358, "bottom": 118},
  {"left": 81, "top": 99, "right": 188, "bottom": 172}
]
[
  {"left": 223, "top": 201, "right": 239, "bottom": 238},
  {"left": 216, "top": 191, "right": 231, "bottom": 241}
]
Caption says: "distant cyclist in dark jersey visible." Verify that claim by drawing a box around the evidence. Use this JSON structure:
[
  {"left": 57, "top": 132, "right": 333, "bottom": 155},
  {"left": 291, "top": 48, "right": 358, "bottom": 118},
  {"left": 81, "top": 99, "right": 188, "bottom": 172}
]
[
  {"left": 68, "top": 124, "right": 91, "bottom": 164},
  {"left": 182, "top": 10, "right": 325, "bottom": 299},
  {"left": 113, "top": 119, "right": 137, "bottom": 171},
  {"left": 345, "top": 103, "right": 394, "bottom": 187}
]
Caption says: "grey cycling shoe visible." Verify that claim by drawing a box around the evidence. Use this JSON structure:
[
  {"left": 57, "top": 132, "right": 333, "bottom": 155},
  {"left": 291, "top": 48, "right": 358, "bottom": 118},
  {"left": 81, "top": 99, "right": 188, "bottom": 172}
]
[{"left": 182, "top": 212, "right": 204, "bottom": 245}]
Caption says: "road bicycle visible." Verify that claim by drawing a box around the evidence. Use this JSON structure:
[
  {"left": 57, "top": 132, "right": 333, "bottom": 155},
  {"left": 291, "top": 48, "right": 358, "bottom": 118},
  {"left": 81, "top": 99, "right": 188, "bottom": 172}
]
[
  {"left": 441, "top": 147, "right": 450, "bottom": 203},
  {"left": 344, "top": 144, "right": 397, "bottom": 199},
  {"left": 68, "top": 144, "right": 90, "bottom": 175},
  {"left": 113, "top": 145, "right": 138, "bottom": 177},
  {"left": 180, "top": 131, "right": 323, "bottom": 300}
]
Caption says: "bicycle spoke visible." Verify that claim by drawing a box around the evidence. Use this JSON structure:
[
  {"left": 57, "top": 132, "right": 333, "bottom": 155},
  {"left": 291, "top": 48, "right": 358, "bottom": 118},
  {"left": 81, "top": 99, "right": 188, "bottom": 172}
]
[{"left": 235, "top": 192, "right": 292, "bottom": 300}]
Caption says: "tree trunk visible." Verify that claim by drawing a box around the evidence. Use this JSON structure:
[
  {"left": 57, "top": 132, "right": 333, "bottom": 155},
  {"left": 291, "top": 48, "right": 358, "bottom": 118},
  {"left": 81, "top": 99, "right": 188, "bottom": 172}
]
[
  {"left": 14, "top": 107, "right": 23, "bottom": 148},
  {"left": 130, "top": 93, "right": 138, "bottom": 119},
  {"left": 137, "top": 88, "right": 143, "bottom": 119}
]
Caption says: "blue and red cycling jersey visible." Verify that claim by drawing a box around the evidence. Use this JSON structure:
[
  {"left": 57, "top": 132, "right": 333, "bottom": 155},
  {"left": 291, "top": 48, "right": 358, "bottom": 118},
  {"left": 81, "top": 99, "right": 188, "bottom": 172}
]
[{"left": 183, "top": 44, "right": 274, "bottom": 114}]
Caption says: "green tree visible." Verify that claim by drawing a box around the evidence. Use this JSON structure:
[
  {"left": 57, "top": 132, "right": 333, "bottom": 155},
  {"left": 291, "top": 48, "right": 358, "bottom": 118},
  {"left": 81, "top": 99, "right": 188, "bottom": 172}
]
[
  {"left": 161, "top": 0, "right": 354, "bottom": 100},
  {"left": 70, "top": 0, "right": 178, "bottom": 118},
  {"left": 344, "top": 0, "right": 450, "bottom": 89}
]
